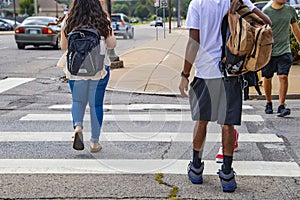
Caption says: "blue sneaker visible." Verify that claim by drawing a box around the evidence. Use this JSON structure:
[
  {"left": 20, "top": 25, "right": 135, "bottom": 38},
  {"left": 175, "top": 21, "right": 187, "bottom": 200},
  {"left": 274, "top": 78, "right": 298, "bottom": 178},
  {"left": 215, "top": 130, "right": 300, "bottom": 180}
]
[
  {"left": 265, "top": 102, "right": 273, "bottom": 114},
  {"left": 187, "top": 161, "right": 204, "bottom": 184},
  {"left": 277, "top": 105, "right": 291, "bottom": 117},
  {"left": 218, "top": 169, "right": 237, "bottom": 192}
]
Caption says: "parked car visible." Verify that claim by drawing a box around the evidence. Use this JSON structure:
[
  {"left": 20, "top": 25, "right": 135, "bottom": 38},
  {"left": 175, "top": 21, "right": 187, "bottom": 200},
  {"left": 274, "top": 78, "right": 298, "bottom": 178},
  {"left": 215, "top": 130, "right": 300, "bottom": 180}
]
[
  {"left": 263, "top": 0, "right": 300, "bottom": 14},
  {"left": 111, "top": 13, "right": 134, "bottom": 39},
  {"left": 130, "top": 18, "right": 139, "bottom": 23},
  {"left": 254, "top": 1, "right": 268, "bottom": 10},
  {"left": 0, "top": 21, "right": 10, "bottom": 31},
  {"left": 150, "top": 17, "right": 163, "bottom": 27},
  {"left": 0, "top": 18, "right": 19, "bottom": 31},
  {"left": 14, "top": 16, "right": 60, "bottom": 50}
]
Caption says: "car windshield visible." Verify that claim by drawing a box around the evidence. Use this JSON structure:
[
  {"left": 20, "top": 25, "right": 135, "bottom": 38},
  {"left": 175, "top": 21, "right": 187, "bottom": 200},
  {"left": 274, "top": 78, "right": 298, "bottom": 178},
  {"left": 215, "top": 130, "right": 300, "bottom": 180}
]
[
  {"left": 22, "top": 18, "right": 56, "bottom": 26},
  {"left": 111, "top": 16, "right": 121, "bottom": 22}
]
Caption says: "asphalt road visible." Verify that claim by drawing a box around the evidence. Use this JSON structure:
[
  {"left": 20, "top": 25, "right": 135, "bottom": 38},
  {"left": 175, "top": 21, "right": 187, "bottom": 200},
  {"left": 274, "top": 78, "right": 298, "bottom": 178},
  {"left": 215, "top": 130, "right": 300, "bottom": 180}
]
[{"left": 0, "top": 25, "right": 299, "bottom": 199}]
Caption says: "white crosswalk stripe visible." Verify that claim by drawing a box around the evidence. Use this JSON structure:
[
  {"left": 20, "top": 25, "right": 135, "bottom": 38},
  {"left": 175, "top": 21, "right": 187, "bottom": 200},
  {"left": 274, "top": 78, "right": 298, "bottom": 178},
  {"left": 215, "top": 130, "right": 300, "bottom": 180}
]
[
  {"left": 0, "top": 100, "right": 299, "bottom": 177},
  {"left": 0, "top": 159, "right": 299, "bottom": 177},
  {"left": 0, "top": 78, "right": 35, "bottom": 93},
  {"left": 20, "top": 113, "right": 264, "bottom": 122},
  {"left": 48, "top": 104, "right": 254, "bottom": 110},
  {"left": 0, "top": 131, "right": 283, "bottom": 142}
]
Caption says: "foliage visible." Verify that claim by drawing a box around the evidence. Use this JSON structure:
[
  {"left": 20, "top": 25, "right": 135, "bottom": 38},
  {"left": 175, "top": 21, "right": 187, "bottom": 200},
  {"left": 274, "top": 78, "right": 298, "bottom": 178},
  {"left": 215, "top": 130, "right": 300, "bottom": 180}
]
[
  {"left": 57, "top": 0, "right": 72, "bottom": 7},
  {"left": 19, "top": 0, "right": 34, "bottom": 16},
  {"left": 111, "top": 0, "right": 191, "bottom": 19},
  {"left": 290, "top": 20, "right": 300, "bottom": 61},
  {"left": 112, "top": 3, "right": 130, "bottom": 16},
  {"left": 133, "top": 4, "right": 150, "bottom": 19}
]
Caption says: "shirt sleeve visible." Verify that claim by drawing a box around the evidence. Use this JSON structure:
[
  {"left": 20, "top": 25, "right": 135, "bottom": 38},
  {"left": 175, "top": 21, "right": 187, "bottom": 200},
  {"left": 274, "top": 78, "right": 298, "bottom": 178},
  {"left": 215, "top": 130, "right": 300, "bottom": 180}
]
[
  {"left": 243, "top": 0, "right": 255, "bottom": 11},
  {"left": 185, "top": 0, "right": 200, "bottom": 30},
  {"left": 290, "top": 7, "right": 298, "bottom": 24}
]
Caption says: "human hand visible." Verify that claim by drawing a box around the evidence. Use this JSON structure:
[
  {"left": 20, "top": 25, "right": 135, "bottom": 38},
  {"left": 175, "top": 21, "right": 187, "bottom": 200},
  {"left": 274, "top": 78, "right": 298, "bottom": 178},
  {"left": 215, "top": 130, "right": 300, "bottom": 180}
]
[{"left": 179, "top": 77, "right": 189, "bottom": 98}]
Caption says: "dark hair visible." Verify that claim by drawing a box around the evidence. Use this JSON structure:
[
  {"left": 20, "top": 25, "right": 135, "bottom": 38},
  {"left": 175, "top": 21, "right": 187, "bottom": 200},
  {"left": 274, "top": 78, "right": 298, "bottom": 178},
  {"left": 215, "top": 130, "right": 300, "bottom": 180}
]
[{"left": 64, "top": 0, "right": 112, "bottom": 38}]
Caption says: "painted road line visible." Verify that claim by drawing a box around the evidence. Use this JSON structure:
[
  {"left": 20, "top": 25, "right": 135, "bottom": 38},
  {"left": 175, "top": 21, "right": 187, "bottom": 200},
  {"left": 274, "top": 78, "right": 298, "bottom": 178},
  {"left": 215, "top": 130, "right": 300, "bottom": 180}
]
[
  {"left": 0, "top": 132, "right": 283, "bottom": 143},
  {"left": 49, "top": 104, "right": 253, "bottom": 111},
  {"left": 20, "top": 113, "right": 264, "bottom": 122},
  {"left": 0, "top": 159, "right": 298, "bottom": 177},
  {"left": 49, "top": 104, "right": 191, "bottom": 110},
  {"left": 0, "top": 78, "right": 35, "bottom": 94}
]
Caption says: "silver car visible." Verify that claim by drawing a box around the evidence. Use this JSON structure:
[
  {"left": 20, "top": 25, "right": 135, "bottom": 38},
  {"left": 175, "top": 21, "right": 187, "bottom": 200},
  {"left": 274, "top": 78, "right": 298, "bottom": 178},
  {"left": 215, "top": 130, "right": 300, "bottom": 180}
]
[
  {"left": 14, "top": 16, "right": 60, "bottom": 50},
  {"left": 111, "top": 13, "right": 134, "bottom": 39}
]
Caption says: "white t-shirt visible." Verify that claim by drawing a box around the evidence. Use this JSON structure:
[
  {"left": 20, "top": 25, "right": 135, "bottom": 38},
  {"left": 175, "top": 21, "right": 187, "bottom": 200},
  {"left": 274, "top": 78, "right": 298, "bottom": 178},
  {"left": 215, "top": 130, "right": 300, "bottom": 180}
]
[{"left": 185, "top": 0, "right": 255, "bottom": 79}]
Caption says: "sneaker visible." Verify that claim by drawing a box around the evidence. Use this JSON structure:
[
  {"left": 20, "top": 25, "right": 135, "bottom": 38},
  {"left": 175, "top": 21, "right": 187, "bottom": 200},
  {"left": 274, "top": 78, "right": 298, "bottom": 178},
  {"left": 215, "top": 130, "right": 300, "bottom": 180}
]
[
  {"left": 218, "top": 168, "right": 237, "bottom": 192},
  {"left": 187, "top": 161, "right": 204, "bottom": 184},
  {"left": 277, "top": 105, "right": 291, "bottom": 117},
  {"left": 216, "top": 146, "right": 223, "bottom": 163},
  {"left": 265, "top": 102, "right": 273, "bottom": 114},
  {"left": 215, "top": 129, "right": 239, "bottom": 163}
]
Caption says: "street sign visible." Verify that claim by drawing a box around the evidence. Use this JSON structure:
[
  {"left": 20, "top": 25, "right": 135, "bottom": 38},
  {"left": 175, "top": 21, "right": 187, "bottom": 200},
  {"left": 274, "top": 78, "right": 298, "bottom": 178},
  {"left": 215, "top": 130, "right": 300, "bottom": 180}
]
[
  {"left": 154, "top": 0, "right": 160, "bottom": 7},
  {"left": 160, "top": 0, "right": 168, "bottom": 8}
]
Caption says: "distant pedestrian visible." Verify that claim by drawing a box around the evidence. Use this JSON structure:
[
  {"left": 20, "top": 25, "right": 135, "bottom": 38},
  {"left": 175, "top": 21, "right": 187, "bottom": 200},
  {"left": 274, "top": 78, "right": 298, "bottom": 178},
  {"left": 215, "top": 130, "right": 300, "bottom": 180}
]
[
  {"left": 60, "top": 0, "right": 116, "bottom": 152},
  {"left": 179, "top": 0, "right": 271, "bottom": 192},
  {"left": 262, "top": 0, "right": 300, "bottom": 117}
]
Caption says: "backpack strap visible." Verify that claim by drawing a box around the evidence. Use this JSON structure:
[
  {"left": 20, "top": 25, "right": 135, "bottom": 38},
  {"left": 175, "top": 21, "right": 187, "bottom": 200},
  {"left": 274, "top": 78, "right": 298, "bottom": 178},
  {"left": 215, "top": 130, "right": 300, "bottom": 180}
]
[{"left": 221, "top": 14, "right": 229, "bottom": 61}]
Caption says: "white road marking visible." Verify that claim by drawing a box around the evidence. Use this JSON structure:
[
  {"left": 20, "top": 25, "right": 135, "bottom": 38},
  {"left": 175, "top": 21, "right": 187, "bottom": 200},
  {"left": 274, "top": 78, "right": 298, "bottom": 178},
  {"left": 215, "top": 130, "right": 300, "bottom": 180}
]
[
  {"left": 0, "top": 47, "right": 8, "bottom": 50},
  {"left": 0, "top": 78, "right": 35, "bottom": 93},
  {"left": 0, "top": 159, "right": 298, "bottom": 177},
  {"left": 20, "top": 113, "right": 263, "bottom": 122},
  {"left": 49, "top": 104, "right": 253, "bottom": 111},
  {"left": 49, "top": 104, "right": 191, "bottom": 110},
  {"left": 0, "top": 132, "right": 283, "bottom": 143}
]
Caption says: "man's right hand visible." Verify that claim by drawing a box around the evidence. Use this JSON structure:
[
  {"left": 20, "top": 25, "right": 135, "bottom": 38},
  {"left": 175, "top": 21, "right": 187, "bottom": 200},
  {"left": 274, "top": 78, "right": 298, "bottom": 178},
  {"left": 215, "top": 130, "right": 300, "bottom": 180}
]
[{"left": 179, "top": 77, "right": 189, "bottom": 98}]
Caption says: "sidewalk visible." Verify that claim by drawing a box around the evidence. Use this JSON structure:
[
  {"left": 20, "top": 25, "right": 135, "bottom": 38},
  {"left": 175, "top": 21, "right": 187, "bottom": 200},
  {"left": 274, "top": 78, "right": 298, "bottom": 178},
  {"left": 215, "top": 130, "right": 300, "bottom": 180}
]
[{"left": 108, "top": 28, "right": 300, "bottom": 99}]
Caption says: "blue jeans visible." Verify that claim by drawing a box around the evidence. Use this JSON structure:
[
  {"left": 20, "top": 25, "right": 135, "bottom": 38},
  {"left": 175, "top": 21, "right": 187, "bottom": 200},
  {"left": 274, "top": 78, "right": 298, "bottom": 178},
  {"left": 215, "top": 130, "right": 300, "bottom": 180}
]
[{"left": 68, "top": 67, "right": 110, "bottom": 143}]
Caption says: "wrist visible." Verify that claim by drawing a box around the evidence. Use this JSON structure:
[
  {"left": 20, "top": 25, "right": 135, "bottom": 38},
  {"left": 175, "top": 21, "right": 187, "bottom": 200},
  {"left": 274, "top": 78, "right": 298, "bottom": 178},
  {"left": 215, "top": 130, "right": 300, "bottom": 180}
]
[{"left": 181, "top": 71, "right": 190, "bottom": 79}]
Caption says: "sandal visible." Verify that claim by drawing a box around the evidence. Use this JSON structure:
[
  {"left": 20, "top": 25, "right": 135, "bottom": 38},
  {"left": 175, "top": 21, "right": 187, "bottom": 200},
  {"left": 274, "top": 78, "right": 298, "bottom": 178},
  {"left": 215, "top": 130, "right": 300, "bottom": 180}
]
[
  {"left": 90, "top": 143, "right": 102, "bottom": 153},
  {"left": 72, "top": 131, "right": 84, "bottom": 150}
]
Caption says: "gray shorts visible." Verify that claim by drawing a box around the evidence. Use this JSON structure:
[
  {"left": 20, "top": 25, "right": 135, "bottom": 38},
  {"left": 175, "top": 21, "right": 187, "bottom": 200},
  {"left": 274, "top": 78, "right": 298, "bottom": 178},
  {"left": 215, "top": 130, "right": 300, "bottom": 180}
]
[{"left": 188, "top": 77, "right": 243, "bottom": 125}]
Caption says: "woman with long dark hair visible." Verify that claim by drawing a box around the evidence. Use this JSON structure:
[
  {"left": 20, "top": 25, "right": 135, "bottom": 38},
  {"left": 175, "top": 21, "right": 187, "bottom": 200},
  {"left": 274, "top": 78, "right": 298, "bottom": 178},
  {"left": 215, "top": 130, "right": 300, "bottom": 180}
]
[{"left": 60, "top": 0, "right": 116, "bottom": 153}]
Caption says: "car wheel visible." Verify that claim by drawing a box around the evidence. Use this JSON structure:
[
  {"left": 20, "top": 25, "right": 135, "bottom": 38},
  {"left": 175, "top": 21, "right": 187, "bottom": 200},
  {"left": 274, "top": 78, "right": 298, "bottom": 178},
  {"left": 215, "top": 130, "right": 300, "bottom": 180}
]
[
  {"left": 123, "top": 30, "right": 128, "bottom": 39},
  {"left": 53, "top": 38, "right": 60, "bottom": 50},
  {"left": 17, "top": 43, "right": 25, "bottom": 49},
  {"left": 129, "top": 28, "right": 134, "bottom": 39}
]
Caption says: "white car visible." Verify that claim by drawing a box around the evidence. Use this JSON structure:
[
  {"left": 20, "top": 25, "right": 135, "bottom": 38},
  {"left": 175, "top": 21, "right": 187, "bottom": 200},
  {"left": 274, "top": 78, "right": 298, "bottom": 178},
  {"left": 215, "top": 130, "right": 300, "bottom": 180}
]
[{"left": 111, "top": 13, "right": 134, "bottom": 39}]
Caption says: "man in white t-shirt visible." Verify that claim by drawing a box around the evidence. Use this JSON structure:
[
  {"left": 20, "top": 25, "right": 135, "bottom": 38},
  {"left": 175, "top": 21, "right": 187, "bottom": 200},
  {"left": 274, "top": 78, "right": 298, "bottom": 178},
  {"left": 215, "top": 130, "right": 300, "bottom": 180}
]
[{"left": 179, "top": 0, "right": 271, "bottom": 192}]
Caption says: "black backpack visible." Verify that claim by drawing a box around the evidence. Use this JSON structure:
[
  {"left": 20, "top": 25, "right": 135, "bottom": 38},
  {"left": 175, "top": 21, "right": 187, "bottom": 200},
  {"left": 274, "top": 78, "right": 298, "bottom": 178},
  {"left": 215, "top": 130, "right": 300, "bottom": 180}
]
[{"left": 67, "top": 28, "right": 105, "bottom": 76}]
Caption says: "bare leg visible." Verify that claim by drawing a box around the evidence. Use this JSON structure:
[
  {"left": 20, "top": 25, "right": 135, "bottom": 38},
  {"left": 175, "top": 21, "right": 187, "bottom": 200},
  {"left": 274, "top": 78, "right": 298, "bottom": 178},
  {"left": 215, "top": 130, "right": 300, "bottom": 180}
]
[
  {"left": 222, "top": 125, "right": 235, "bottom": 156},
  {"left": 193, "top": 121, "right": 208, "bottom": 151},
  {"left": 278, "top": 74, "right": 288, "bottom": 106},
  {"left": 263, "top": 77, "right": 273, "bottom": 103}
]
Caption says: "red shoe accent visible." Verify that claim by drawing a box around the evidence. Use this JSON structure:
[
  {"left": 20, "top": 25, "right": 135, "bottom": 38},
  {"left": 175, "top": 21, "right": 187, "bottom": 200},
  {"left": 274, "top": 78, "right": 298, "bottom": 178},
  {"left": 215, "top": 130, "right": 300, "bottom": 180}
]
[
  {"left": 216, "top": 146, "right": 223, "bottom": 163},
  {"left": 234, "top": 129, "right": 239, "bottom": 151}
]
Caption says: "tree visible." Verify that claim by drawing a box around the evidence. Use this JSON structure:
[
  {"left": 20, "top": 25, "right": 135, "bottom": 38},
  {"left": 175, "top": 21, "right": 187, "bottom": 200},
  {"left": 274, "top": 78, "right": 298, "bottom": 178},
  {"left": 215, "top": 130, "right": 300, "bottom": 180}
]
[
  {"left": 19, "top": 0, "right": 34, "bottom": 16},
  {"left": 133, "top": 4, "right": 150, "bottom": 19},
  {"left": 112, "top": 3, "right": 130, "bottom": 16}
]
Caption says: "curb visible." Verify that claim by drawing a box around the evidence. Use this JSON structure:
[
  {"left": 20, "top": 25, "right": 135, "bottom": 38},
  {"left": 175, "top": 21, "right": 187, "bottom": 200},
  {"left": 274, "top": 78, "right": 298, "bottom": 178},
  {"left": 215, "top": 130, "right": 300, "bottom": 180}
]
[{"left": 0, "top": 31, "right": 14, "bottom": 35}]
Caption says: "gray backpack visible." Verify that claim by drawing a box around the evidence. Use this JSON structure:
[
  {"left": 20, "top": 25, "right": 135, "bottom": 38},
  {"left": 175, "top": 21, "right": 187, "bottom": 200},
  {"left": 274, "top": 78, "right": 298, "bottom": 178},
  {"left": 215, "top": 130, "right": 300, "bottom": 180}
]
[{"left": 67, "top": 28, "right": 105, "bottom": 76}]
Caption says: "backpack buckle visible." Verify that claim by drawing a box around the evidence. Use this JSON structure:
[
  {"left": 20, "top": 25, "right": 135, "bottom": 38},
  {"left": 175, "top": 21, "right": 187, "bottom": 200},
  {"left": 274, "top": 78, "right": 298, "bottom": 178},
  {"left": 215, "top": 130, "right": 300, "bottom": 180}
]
[{"left": 80, "top": 32, "right": 85, "bottom": 37}]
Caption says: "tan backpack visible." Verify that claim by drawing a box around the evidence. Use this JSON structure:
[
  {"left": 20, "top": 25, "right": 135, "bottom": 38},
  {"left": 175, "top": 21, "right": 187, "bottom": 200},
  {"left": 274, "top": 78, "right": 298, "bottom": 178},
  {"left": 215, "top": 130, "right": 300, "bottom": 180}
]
[{"left": 221, "top": 0, "right": 274, "bottom": 75}]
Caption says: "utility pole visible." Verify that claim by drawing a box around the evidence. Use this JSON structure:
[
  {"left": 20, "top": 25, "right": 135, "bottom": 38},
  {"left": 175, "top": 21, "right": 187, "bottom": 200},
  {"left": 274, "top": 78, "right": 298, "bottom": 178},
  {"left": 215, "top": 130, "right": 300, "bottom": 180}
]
[
  {"left": 55, "top": 0, "right": 58, "bottom": 18},
  {"left": 177, "top": 0, "right": 180, "bottom": 27},
  {"left": 13, "top": 0, "right": 16, "bottom": 27},
  {"left": 34, "top": 0, "right": 37, "bottom": 16},
  {"left": 168, "top": 0, "right": 171, "bottom": 33}
]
